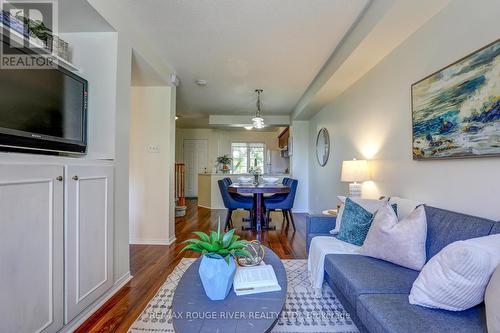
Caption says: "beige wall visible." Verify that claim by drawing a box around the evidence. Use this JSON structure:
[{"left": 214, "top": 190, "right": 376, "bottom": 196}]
[
  {"left": 130, "top": 86, "right": 176, "bottom": 244},
  {"left": 308, "top": 0, "right": 500, "bottom": 220},
  {"left": 175, "top": 128, "right": 282, "bottom": 170}
]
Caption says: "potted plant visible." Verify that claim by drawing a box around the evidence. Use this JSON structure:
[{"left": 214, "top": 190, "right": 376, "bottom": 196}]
[
  {"left": 180, "top": 220, "right": 251, "bottom": 300},
  {"left": 216, "top": 155, "right": 232, "bottom": 173}
]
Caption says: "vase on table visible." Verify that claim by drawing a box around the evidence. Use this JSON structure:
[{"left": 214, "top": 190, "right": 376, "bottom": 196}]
[
  {"left": 253, "top": 174, "right": 259, "bottom": 185},
  {"left": 198, "top": 254, "right": 236, "bottom": 300}
]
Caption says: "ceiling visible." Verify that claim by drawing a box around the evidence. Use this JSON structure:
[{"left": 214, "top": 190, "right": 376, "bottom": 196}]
[
  {"left": 118, "top": 0, "right": 368, "bottom": 120},
  {"left": 59, "top": 0, "right": 115, "bottom": 33}
]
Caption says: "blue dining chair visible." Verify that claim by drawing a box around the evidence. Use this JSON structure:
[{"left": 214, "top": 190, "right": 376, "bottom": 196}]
[
  {"left": 218, "top": 179, "right": 253, "bottom": 231},
  {"left": 264, "top": 179, "right": 298, "bottom": 230},
  {"left": 266, "top": 177, "right": 291, "bottom": 201}
]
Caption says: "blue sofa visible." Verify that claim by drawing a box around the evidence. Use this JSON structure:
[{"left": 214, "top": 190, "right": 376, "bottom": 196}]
[{"left": 306, "top": 205, "right": 500, "bottom": 333}]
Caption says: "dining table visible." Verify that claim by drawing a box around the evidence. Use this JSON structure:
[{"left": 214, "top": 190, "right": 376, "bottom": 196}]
[{"left": 228, "top": 182, "right": 290, "bottom": 231}]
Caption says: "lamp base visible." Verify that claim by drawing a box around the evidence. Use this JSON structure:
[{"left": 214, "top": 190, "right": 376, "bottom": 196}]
[{"left": 348, "top": 182, "right": 362, "bottom": 198}]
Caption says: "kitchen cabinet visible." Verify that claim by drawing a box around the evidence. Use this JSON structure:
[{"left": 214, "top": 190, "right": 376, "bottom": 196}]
[{"left": 278, "top": 127, "right": 290, "bottom": 149}]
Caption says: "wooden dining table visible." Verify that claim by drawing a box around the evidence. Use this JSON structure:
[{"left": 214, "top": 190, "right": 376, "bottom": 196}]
[{"left": 228, "top": 183, "right": 290, "bottom": 231}]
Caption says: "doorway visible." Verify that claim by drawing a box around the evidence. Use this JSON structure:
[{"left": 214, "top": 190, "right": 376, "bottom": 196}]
[{"left": 183, "top": 139, "right": 208, "bottom": 197}]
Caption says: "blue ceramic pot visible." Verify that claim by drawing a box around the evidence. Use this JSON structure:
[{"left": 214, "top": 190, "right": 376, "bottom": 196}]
[{"left": 198, "top": 254, "right": 236, "bottom": 300}]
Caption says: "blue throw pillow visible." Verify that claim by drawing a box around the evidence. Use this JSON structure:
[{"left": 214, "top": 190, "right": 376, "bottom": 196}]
[{"left": 336, "top": 198, "right": 374, "bottom": 246}]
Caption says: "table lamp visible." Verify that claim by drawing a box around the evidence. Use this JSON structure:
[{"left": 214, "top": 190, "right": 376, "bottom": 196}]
[{"left": 341, "top": 159, "right": 369, "bottom": 197}]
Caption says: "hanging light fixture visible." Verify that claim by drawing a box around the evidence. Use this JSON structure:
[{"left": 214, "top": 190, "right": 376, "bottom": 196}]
[{"left": 252, "top": 89, "right": 265, "bottom": 129}]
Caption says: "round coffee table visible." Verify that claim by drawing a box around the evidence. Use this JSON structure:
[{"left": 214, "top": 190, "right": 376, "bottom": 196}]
[{"left": 172, "top": 247, "right": 287, "bottom": 333}]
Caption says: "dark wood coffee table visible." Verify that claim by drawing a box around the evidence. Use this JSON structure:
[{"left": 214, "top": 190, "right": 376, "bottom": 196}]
[{"left": 172, "top": 247, "right": 287, "bottom": 333}]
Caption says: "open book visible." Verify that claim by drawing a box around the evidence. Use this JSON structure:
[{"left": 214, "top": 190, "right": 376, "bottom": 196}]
[{"left": 233, "top": 264, "right": 281, "bottom": 296}]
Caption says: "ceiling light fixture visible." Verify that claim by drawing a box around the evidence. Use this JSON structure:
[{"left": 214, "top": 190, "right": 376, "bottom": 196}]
[{"left": 252, "top": 89, "right": 265, "bottom": 129}]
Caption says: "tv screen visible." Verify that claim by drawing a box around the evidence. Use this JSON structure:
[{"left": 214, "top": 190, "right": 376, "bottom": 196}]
[{"left": 0, "top": 49, "right": 88, "bottom": 154}]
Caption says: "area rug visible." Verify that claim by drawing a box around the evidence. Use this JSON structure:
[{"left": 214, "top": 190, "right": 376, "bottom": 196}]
[{"left": 129, "top": 259, "right": 358, "bottom": 333}]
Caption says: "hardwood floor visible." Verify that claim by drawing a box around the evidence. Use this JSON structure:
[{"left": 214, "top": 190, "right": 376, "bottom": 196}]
[{"left": 76, "top": 199, "right": 307, "bottom": 332}]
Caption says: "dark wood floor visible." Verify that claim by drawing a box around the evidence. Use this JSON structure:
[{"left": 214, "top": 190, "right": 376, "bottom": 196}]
[{"left": 76, "top": 199, "right": 306, "bottom": 332}]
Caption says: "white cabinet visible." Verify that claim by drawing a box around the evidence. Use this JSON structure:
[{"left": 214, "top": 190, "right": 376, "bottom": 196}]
[
  {"left": 0, "top": 164, "right": 64, "bottom": 333},
  {"left": 65, "top": 164, "right": 114, "bottom": 323}
]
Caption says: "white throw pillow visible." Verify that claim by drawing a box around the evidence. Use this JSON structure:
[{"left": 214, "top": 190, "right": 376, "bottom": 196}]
[
  {"left": 360, "top": 204, "right": 427, "bottom": 270},
  {"left": 388, "top": 196, "right": 423, "bottom": 220},
  {"left": 329, "top": 196, "right": 388, "bottom": 235},
  {"left": 485, "top": 264, "right": 500, "bottom": 333},
  {"left": 409, "top": 234, "right": 500, "bottom": 311}
]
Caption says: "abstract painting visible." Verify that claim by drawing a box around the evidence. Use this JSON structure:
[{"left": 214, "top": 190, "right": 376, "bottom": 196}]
[{"left": 412, "top": 39, "right": 500, "bottom": 159}]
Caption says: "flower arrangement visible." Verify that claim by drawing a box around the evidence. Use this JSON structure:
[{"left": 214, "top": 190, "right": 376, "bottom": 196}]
[{"left": 248, "top": 166, "right": 262, "bottom": 184}]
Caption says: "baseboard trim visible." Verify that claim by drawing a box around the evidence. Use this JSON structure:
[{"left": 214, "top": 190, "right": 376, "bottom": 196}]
[
  {"left": 167, "top": 236, "right": 177, "bottom": 245},
  {"left": 292, "top": 209, "right": 310, "bottom": 214},
  {"left": 60, "top": 271, "right": 133, "bottom": 333},
  {"left": 129, "top": 239, "right": 174, "bottom": 245}
]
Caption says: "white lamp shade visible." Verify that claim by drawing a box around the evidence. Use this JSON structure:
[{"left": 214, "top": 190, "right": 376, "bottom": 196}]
[{"left": 341, "top": 159, "right": 369, "bottom": 182}]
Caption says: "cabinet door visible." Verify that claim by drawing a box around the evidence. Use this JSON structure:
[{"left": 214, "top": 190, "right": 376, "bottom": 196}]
[
  {"left": 65, "top": 164, "right": 114, "bottom": 323},
  {"left": 0, "top": 164, "right": 64, "bottom": 333}
]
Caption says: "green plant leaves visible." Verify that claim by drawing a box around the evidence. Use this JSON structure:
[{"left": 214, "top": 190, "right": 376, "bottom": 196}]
[
  {"left": 180, "top": 244, "right": 203, "bottom": 254},
  {"left": 228, "top": 240, "right": 248, "bottom": 250},
  {"left": 180, "top": 227, "right": 252, "bottom": 259},
  {"left": 222, "top": 229, "right": 235, "bottom": 248},
  {"left": 193, "top": 231, "right": 210, "bottom": 243}
]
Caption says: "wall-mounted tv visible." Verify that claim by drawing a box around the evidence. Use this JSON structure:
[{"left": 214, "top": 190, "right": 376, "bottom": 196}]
[{"left": 0, "top": 40, "right": 88, "bottom": 154}]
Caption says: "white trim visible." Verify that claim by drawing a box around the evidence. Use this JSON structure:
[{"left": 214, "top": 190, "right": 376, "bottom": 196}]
[
  {"left": 59, "top": 272, "right": 132, "bottom": 333},
  {"left": 292, "top": 209, "right": 310, "bottom": 214},
  {"left": 168, "top": 236, "right": 177, "bottom": 245},
  {"left": 129, "top": 239, "right": 174, "bottom": 245}
]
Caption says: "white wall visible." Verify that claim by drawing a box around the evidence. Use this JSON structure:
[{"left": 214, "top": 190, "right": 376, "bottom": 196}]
[
  {"left": 308, "top": 0, "right": 500, "bottom": 220},
  {"left": 290, "top": 121, "right": 310, "bottom": 212},
  {"left": 129, "top": 86, "right": 175, "bottom": 244},
  {"left": 112, "top": 35, "right": 133, "bottom": 281},
  {"left": 61, "top": 32, "right": 118, "bottom": 160},
  {"left": 175, "top": 128, "right": 285, "bottom": 172}
]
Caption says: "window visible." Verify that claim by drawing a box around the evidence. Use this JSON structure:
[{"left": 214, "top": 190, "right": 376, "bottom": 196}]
[{"left": 231, "top": 142, "right": 265, "bottom": 174}]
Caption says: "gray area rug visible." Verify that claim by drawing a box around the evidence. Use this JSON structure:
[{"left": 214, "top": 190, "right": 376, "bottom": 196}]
[{"left": 129, "top": 258, "right": 358, "bottom": 333}]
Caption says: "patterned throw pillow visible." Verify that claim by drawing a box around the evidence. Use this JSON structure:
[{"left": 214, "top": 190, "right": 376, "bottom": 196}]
[{"left": 336, "top": 198, "right": 374, "bottom": 246}]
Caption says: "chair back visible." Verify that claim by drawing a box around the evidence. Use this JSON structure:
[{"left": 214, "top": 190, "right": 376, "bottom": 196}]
[
  {"left": 223, "top": 177, "right": 233, "bottom": 186},
  {"left": 218, "top": 179, "right": 243, "bottom": 209},
  {"left": 280, "top": 179, "right": 298, "bottom": 209},
  {"left": 282, "top": 177, "right": 291, "bottom": 186}
]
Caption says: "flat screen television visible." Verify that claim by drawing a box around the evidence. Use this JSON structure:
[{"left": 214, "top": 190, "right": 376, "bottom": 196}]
[{"left": 0, "top": 41, "right": 88, "bottom": 154}]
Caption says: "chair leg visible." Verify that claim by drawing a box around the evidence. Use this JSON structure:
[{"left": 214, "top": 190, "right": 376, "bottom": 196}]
[
  {"left": 284, "top": 209, "right": 290, "bottom": 228},
  {"left": 282, "top": 210, "right": 287, "bottom": 222},
  {"left": 288, "top": 210, "right": 296, "bottom": 231},
  {"left": 225, "top": 209, "right": 233, "bottom": 231}
]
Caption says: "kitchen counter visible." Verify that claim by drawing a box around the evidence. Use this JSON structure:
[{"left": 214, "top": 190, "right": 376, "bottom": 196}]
[{"left": 197, "top": 173, "right": 290, "bottom": 209}]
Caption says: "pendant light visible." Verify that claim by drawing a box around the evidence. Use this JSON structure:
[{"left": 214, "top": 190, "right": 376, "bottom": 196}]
[{"left": 252, "top": 89, "right": 265, "bottom": 129}]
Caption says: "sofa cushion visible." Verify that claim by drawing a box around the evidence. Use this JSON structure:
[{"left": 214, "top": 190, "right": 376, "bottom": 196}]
[
  {"left": 324, "top": 254, "right": 419, "bottom": 307},
  {"left": 356, "top": 293, "right": 487, "bottom": 333},
  {"left": 490, "top": 222, "right": 500, "bottom": 235},
  {"left": 424, "top": 206, "right": 496, "bottom": 260}
]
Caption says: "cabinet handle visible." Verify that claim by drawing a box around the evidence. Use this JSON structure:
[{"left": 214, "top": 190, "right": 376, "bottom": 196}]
[
  {"left": 56, "top": 176, "right": 63, "bottom": 181},
  {"left": 72, "top": 175, "right": 79, "bottom": 181}
]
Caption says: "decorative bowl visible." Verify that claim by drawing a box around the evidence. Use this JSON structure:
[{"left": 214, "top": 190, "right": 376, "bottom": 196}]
[
  {"left": 262, "top": 177, "right": 279, "bottom": 184},
  {"left": 238, "top": 177, "right": 253, "bottom": 184},
  {"left": 237, "top": 240, "right": 265, "bottom": 267}
]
